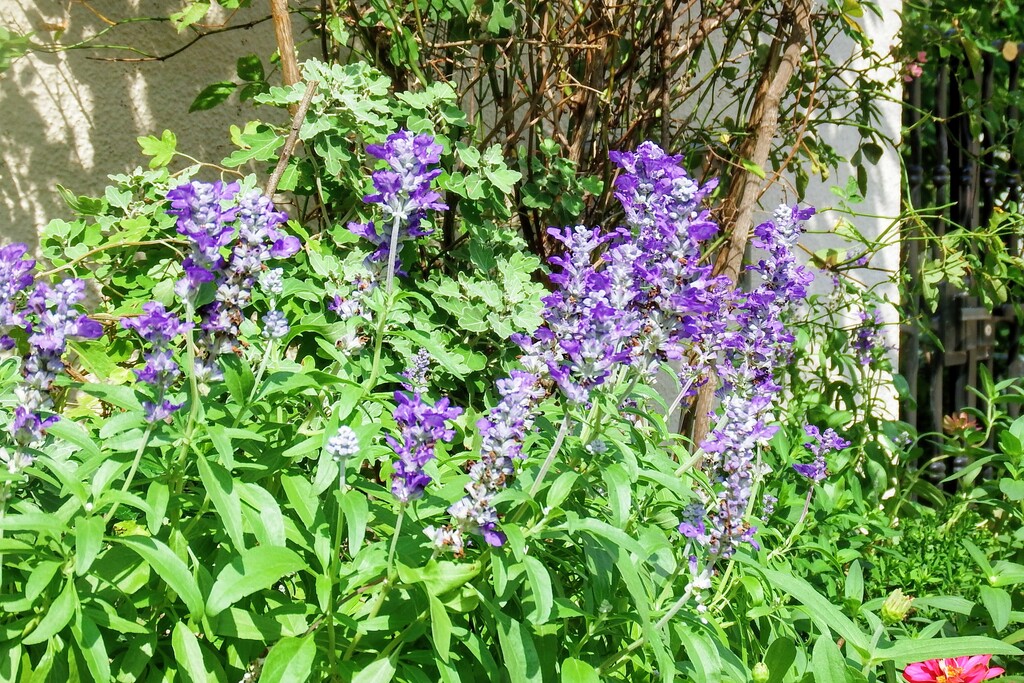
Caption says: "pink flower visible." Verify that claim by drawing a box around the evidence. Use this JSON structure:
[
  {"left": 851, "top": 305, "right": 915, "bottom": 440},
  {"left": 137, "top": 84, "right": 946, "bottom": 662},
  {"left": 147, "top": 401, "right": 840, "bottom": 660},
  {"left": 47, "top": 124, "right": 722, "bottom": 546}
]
[{"left": 903, "top": 655, "right": 1004, "bottom": 683}]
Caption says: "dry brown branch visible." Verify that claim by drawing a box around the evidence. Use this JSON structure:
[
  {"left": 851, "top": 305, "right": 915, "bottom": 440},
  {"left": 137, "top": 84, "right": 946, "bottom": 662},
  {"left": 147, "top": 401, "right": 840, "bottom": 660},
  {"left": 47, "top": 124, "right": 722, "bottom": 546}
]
[
  {"left": 270, "top": 0, "right": 301, "bottom": 90},
  {"left": 265, "top": 79, "right": 320, "bottom": 198}
]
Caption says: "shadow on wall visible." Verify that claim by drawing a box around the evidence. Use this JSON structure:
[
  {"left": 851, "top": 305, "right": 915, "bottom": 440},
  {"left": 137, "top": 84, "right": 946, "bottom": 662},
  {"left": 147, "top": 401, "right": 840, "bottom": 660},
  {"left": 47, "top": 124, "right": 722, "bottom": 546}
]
[{"left": 0, "top": 0, "right": 297, "bottom": 247}]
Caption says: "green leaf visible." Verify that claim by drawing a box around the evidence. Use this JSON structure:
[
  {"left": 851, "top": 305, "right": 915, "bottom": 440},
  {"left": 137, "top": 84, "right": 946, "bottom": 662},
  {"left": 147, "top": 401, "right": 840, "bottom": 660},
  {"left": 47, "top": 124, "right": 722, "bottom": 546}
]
[
  {"left": 236, "top": 54, "right": 264, "bottom": 81},
  {"left": 352, "top": 655, "right": 398, "bottom": 683},
  {"left": 74, "top": 515, "right": 104, "bottom": 575},
  {"left": 340, "top": 489, "right": 369, "bottom": 555},
  {"left": 522, "top": 555, "right": 553, "bottom": 624},
  {"left": 119, "top": 536, "right": 204, "bottom": 618},
  {"left": 759, "top": 568, "right": 869, "bottom": 655},
  {"left": 812, "top": 636, "right": 848, "bottom": 682},
  {"left": 741, "top": 158, "right": 767, "bottom": 179},
  {"left": 71, "top": 612, "right": 110, "bottom": 683},
  {"left": 189, "top": 81, "right": 237, "bottom": 112},
  {"left": 196, "top": 455, "right": 245, "bottom": 550},
  {"left": 495, "top": 612, "right": 542, "bottom": 683},
  {"left": 137, "top": 130, "right": 178, "bottom": 169},
  {"left": 980, "top": 586, "right": 1012, "bottom": 631},
  {"left": 844, "top": 560, "right": 863, "bottom": 604},
  {"left": 428, "top": 592, "right": 452, "bottom": 661},
  {"left": 171, "top": 622, "right": 209, "bottom": 683},
  {"left": 763, "top": 636, "right": 796, "bottom": 683},
  {"left": 877, "top": 636, "right": 1021, "bottom": 664},
  {"left": 206, "top": 546, "right": 306, "bottom": 616},
  {"left": 23, "top": 580, "right": 77, "bottom": 645},
  {"left": 999, "top": 478, "right": 1024, "bottom": 501},
  {"left": 222, "top": 125, "right": 285, "bottom": 167},
  {"left": 260, "top": 635, "right": 316, "bottom": 683},
  {"left": 560, "top": 658, "right": 600, "bottom": 683},
  {"left": 170, "top": 2, "right": 210, "bottom": 31},
  {"left": 281, "top": 474, "right": 317, "bottom": 529}
]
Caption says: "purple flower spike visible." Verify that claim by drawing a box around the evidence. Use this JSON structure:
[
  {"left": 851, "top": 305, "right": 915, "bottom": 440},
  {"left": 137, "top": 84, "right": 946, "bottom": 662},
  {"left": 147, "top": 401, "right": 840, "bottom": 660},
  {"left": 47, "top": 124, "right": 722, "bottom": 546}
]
[
  {"left": 348, "top": 130, "right": 448, "bottom": 275},
  {"left": 0, "top": 243, "right": 36, "bottom": 349},
  {"left": 165, "top": 181, "right": 300, "bottom": 380},
  {"left": 122, "top": 302, "right": 190, "bottom": 423},
  {"left": 387, "top": 390, "right": 462, "bottom": 503},
  {"left": 793, "top": 424, "right": 850, "bottom": 483},
  {"left": 426, "top": 370, "right": 545, "bottom": 555},
  {"left": 9, "top": 274, "right": 103, "bottom": 446}
]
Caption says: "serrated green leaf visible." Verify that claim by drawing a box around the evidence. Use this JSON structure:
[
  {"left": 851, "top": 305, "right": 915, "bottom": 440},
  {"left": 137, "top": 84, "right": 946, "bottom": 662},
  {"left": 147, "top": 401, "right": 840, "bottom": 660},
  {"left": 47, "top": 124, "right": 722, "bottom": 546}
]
[{"left": 137, "top": 130, "right": 177, "bottom": 169}]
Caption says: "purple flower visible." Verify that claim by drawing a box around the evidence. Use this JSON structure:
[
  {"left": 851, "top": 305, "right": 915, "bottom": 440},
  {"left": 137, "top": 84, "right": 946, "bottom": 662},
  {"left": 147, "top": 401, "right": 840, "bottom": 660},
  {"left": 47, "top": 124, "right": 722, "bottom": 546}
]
[
  {"left": 261, "top": 309, "right": 289, "bottom": 340},
  {"left": 427, "top": 370, "right": 546, "bottom": 555},
  {"left": 348, "top": 130, "right": 447, "bottom": 275},
  {"left": 793, "top": 424, "right": 850, "bottom": 483},
  {"left": 402, "top": 349, "right": 432, "bottom": 392},
  {"left": 0, "top": 244, "right": 36, "bottom": 350},
  {"left": 12, "top": 277, "right": 102, "bottom": 445},
  {"left": 852, "top": 309, "right": 888, "bottom": 367},
  {"left": 387, "top": 390, "right": 462, "bottom": 503},
  {"left": 167, "top": 181, "right": 239, "bottom": 301},
  {"left": 166, "top": 181, "right": 300, "bottom": 381},
  {"left": 122, "top": 302, "right": 191, "bottom": 423}
]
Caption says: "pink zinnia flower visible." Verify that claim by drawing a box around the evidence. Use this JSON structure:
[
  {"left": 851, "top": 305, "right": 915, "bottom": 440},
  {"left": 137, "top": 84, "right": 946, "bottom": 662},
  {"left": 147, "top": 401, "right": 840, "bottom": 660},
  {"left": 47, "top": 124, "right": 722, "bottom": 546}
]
[{"left": 903, "top": 655, "right": 1004, "bottom": 683}]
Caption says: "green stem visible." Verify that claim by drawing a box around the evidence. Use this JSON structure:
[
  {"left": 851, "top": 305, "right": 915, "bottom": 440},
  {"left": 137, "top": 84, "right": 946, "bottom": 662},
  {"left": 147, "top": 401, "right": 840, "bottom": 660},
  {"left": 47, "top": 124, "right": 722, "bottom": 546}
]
[
  {"left": 528, "top": 415, "right": 572, "bottom": 499},
  {"left": 326, "top": 461, "right": 348, "bottom": 678},
  {"left": 384, "top": 214, "right": 403, "bottom": 297},
  {"left": 0, "top": 484, "right": 9, "bottom": 588},
  {"left": 103, "top": 422, "right": 156, "bottom": 525},
  {"left": 765, "top": 487, "right": 814, "bottom": 565},
  {"left": 232, "top": 339, "right": 275, "bottom": 429},
  {"left": 597, "top": 570, "right": 706, "bottom": 675},
  {"left": 343, "top": 505, "right": 405, "bottom": 661}
]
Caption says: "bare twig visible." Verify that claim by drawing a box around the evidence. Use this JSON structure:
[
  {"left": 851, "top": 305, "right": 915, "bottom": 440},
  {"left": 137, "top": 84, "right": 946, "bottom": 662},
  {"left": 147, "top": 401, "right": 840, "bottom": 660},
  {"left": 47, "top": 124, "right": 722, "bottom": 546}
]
[{"left": 265, "top": 80, "right": 320, "bottom": 197}]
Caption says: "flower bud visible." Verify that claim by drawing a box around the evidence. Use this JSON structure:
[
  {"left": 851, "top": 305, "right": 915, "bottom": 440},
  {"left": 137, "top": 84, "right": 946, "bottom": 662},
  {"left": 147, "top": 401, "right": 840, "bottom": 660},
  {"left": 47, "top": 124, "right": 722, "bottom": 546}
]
[
  {"left": 752, "top": 662, "right": 770, "bottom": 683},
  {"left": 881, "top": 588, "right": 913, "bottom": 624}
]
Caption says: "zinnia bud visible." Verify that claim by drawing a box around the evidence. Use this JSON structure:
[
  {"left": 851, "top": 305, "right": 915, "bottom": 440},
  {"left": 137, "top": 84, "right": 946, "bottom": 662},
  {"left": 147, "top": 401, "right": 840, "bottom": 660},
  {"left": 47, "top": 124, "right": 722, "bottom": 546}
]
[
  {"left": 882, "top": 588, "right": 913, "bottom": 624},
  {"left": 752, "top": 662, "right": 770, "bottom": 683}
]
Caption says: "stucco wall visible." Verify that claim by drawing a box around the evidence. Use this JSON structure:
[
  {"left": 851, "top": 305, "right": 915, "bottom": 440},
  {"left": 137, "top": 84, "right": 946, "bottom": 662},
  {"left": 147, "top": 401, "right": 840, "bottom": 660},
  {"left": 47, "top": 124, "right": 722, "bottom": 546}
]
[{"left": 0, "top": 0, "right": 290, "bottom": 246}]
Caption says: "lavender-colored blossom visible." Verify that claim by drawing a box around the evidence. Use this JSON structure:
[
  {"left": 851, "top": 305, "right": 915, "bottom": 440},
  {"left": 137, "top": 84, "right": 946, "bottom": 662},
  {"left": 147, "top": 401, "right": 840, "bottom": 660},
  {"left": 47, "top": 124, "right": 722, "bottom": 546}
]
[
  {"left": 683, "top": 203, "right": 815, "bottom": 559},
  {"left": 793, "top": 424, "right": 849, "bottom": 483},
  {"left": 122, "top": 302, "right": 191, "bottom": 423},
  {"left": 261, "top": 310, "right": 289, "bottom": 340},
  {"left": 0, "top": 244, "right": 36, "bottom": 350},
  {"left": 166, "top": 181, "right": 299, "bottom": 380},
  {"left": 388, "top": 390, "right": 462, "bottom": 503},
  {"left": 427, "top": 370, "right": 545, "bottom": 555},
  {"left": 347, "top": 130, "right": 447, "bottom": 273},
  {"left": 13, "top": 278, "right": 102, "bottom": 445},
  {"left": 326, "top": 426, "right": 360, "bottom": 461},
  {"left": 402, "top": 349, "right": 432, "bottom": 392},
  {"left": 852, "top": 309, "right": 887, "bottom": 367},
  {"left": 167, "top": 180, "right": 239, "bottom": 300}
]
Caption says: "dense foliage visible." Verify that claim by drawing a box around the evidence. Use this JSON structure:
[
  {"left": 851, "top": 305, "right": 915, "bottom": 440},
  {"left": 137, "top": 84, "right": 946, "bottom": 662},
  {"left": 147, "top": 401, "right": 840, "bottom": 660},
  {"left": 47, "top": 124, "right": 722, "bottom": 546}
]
[{"left": 0, "top": 63, "right": 1022, "bottom": 681}]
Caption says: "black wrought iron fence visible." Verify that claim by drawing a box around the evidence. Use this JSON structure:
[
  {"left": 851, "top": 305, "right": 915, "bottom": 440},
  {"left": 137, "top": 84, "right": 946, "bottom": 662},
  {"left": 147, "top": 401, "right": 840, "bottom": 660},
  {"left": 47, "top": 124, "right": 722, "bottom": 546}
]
[{"left": 901, "top": 45, "right": 1024, "bottom": 476}]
